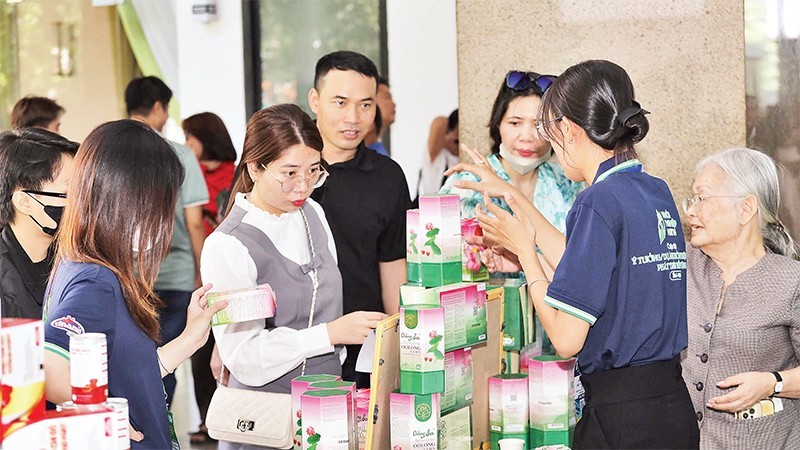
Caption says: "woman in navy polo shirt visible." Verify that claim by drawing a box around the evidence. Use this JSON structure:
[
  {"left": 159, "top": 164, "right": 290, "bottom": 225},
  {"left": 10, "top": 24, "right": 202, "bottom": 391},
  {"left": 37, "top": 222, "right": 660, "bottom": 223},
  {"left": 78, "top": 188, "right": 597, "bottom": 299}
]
[
  {"left": 42, "top": 120, "right": 227, "bottom": 450},
  {"left": 455, "top": 60, "right": 699, "bottom": 449}
]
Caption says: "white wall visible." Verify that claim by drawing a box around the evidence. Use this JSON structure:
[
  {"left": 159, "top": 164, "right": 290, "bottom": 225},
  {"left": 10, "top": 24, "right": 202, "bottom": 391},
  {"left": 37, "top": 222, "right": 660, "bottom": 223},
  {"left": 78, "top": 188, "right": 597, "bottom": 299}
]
[
  {"left": 386, "top": 0, "right": 459, "bottom": 197},
  {"left": 175, "top": 0, "right": 246, "bottom": 154}
]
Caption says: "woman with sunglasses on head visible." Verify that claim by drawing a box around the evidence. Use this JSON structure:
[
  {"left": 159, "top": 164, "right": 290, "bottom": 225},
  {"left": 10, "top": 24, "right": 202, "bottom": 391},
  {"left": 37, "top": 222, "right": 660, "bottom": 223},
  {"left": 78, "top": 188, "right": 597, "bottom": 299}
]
[
  {"left": 441, "top": 71, "right": 583, "bottom": 274},
  {"left": 0, "top": 128, "right": 77, "bottom": 319},
  {"left": 42, "top": 120, "right": 227, "bottom": 449},
  {"left": 200, "top": 104, "right": 385, "bottom": 450},
  {"left": 451, "top": 60, "right": 699, "bottom": 448}
]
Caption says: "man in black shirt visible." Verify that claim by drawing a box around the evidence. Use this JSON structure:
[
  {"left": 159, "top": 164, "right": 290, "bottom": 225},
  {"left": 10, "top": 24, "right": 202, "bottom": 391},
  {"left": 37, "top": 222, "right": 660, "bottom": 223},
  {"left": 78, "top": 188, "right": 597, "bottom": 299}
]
[{"left": 309, "top": 51, "right": 411, "bottom": 384}]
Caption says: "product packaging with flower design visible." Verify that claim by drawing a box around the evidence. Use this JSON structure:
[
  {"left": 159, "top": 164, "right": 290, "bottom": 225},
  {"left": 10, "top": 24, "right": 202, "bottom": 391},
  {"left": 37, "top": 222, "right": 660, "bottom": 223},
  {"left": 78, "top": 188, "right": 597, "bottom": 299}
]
[
  {"left": 400, "top": 306, "right": 445, "bottom": 394},
  {"left": 418, "top": 195, "right": 462, "bottom": 287},
  {"left": 300, "top": 389, "right": 355, "bottom": 450},
  {"left": 291, "top": 374, "right": 341, "bottom": 450},
  {"left": 390, "top": 391, "right": 440, "bottom": 450},
  {"left": 461, "top": 218, "right": 489, "bottom": 282},
  {"left": 406, "top": 209, "right": 424, "bottom": 285}
]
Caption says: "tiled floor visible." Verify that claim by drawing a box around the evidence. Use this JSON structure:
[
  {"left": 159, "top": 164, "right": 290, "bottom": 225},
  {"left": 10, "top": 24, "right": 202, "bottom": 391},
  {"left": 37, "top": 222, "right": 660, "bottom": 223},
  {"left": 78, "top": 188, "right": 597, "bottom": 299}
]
[{"left": 172, "top": 361, "right": 217, "bottom": 449}]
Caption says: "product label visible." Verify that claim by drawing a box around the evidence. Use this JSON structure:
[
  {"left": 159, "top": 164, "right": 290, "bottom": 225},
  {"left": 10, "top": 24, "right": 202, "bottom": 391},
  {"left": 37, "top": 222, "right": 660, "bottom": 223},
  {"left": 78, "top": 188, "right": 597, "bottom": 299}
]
[
  {"left": 419, "top": 195, "right": 461, "bottom": 264},
  {"left": 390, "top": 392, "right": 440, "bottom": 450},
  {"left": 301, "top": 390, "right": 354, "bottom": 450},
  {"left": 529, "top": 357, "right": 576, "bottom": 431},
  {"left": 69, "top": 333, "right": 108, "bottom": 404},
  {"left": 443, "top": 348, "right": 473, "bottom": 413},
  {"left": 400, "top": 308, "right": 445, "bottom": 374},
  {"left": 489, "top": 375, "right": 529, "bottom": 434}
]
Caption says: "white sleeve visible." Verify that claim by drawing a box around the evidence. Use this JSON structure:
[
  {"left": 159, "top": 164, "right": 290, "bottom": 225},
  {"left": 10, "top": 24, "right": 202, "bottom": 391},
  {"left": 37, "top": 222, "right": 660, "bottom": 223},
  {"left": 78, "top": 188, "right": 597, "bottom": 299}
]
[{"left": 201, "top": 232, "right": 336, "bottom": 386}]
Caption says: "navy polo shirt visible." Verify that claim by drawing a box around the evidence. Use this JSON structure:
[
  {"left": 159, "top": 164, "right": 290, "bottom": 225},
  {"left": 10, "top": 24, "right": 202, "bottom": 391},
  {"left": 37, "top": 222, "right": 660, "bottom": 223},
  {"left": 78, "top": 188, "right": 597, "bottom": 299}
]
[
  {"left": 43, "top": 261, "right": 172, "bottom": 450},
  {"left": 545, "top": 157, "right": 688, "bottom": 374}
]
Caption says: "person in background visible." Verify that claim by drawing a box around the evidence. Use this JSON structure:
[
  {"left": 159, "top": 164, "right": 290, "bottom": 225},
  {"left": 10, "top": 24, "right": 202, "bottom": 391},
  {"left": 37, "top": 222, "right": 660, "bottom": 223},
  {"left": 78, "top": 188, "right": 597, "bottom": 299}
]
[
  {"left": 681, "top": 148, "right": 799, "bottom": 448},
  {"left": 182, "top": 112, "right": 238, "bottom": 235},
  {"left": 363, "top": 105, "right": 384, "bottom": 152},
  {"left": 42, "top": 119, "right": 226, "bottom": 450},
  {"left": 0, "top": 128, "right": 77, "bottom": 318},
  {"left": 201, "top": 104, "right": 384, "bottom": 450},
  {"left": 180, "top": 111, "right": 237, "bottom": 444},
  {"left": 309, "top": 51, "right": 410, "bottom": 386},
  {"left": 452, "top": 60, "right": 699, "bottom": 449},
  {"left": 10, "top": 96, "right": 65, "bottom": 134},
  {"left": 126, "top": 76, "right": 209, "bottom": 407},
  {"left": 367, "top": 76, "right": 395, "bottom": 156},
  {"left": 418, "top": 109, "right": 459, "bottom": 200}
]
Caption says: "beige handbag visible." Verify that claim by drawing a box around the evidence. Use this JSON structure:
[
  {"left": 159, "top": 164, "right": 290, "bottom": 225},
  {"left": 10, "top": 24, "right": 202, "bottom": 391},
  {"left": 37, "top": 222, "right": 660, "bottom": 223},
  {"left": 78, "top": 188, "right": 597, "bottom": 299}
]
[
  {"left": 206, "top": 208, "right": 320, "bottom": 448},
  {"left": 206, "top": 380, "right": 294, "bottom": 447}
]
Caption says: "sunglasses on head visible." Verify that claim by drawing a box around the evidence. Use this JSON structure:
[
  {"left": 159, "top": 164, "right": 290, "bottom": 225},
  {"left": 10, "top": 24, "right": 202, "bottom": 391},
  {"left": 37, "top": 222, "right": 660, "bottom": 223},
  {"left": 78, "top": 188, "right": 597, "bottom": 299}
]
[{"left": 505, "top": 71, "right": 557, "bottom": 94}]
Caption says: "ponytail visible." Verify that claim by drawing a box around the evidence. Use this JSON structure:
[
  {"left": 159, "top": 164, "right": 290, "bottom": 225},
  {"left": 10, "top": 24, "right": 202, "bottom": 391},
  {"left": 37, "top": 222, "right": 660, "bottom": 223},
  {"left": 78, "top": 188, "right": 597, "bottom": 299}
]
[{"left": 764, "top": 220, "right": 799, "bottom": 260}]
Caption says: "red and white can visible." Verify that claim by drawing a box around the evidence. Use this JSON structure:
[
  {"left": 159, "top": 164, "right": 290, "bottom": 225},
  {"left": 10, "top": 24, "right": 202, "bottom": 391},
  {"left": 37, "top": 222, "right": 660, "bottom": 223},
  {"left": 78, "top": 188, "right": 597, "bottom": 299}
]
[
  {"left": 69, "top": 333, "right": 108, "bottom": 404},
  {"left": 106, "top": 398, "right": 131, "bottom": 450}
]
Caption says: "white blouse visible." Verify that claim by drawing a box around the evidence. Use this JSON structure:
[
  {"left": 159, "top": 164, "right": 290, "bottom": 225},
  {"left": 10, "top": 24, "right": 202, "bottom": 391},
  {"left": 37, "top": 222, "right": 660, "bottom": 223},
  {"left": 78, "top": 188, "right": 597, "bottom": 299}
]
[{"left": 200, "top": 193, "right": 343, "bottom": 386}]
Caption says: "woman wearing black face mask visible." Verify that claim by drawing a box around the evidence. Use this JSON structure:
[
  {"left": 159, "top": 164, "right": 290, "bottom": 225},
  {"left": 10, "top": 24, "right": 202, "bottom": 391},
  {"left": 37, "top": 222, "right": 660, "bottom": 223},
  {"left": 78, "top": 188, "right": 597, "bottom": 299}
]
[{"left": 0, "top": 128, "right": 78, "bottom": 318}]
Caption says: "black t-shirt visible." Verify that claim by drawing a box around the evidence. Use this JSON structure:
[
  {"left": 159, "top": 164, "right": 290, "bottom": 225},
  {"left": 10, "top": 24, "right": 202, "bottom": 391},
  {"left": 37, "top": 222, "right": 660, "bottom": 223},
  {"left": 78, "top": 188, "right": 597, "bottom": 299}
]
[
  {"left": 0, "top": 226, "right": 54, "bottom": 319},
  {"left": 311, "top": 144, "right": 411, "bottom": 314}
]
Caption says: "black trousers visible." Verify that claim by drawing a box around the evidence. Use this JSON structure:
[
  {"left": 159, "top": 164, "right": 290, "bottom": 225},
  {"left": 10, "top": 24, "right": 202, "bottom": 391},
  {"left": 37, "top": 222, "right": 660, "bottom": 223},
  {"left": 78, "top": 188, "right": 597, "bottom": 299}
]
[
  {"left": 574, "top": 356, "right": 700, "bottom": 450},
  {"left": 190, "top": 332, "right": 216, "bottom": 425}
]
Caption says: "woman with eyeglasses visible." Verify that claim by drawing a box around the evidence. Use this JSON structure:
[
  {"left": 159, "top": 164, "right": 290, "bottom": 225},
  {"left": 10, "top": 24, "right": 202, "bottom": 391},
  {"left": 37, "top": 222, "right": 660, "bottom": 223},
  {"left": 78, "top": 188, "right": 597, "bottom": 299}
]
[
  {"left": 450, "top": 60, "right": 699, "bottom": 448},
  {"left": 200, "top": 104, "right": 385, "bottom": 450},
  {"left": 0, "top": 128, "right": 77, "bottom": 319},
  {"left": 681, "top": 148, "right": 799, "bottom": 448}
]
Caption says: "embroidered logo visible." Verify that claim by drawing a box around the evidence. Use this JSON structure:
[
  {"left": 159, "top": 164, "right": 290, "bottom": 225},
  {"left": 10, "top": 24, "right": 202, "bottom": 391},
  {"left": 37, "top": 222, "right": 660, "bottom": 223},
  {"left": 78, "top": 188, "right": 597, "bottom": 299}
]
[{"left": 50, "top": 315, "right": 85, "bottom": 336}]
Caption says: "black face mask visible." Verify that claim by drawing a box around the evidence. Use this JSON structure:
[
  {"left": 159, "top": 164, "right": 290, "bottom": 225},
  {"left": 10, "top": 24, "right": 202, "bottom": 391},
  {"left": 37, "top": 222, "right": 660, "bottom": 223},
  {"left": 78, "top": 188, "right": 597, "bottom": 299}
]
[{"left": 23, "top": 190, "right": 66, "bottom": 237}]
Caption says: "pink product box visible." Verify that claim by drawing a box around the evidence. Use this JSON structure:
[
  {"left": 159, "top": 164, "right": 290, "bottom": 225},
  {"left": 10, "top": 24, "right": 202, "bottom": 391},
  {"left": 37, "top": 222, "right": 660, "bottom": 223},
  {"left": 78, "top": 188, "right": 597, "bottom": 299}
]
[
  {"left": 300, "top": 389, "right": 355, "bottom": 450},
  {"left": 207, "top": 284, "right": 277, "bottom": 326},
  {"left": 291, "top": 374, "right": 342, "bottom": 450},
  {"left": 528, "top": 357, "right": 576, "bottom": 432},
  {"left": 390, "top": 391, "right": 440, "bottom": 450},
  {"left": 355, "top": 389, "right": 370, "bottom": 450},
  {"left": 1, "top": 319, "right": 46, "bottom": 443}
]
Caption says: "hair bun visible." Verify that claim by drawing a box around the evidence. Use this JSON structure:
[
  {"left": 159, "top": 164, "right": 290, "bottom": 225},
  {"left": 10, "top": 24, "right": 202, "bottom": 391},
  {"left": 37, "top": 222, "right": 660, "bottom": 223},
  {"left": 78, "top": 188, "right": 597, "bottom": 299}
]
[{"left": 617, "top": 101, "right": 649, "bottom": 127}]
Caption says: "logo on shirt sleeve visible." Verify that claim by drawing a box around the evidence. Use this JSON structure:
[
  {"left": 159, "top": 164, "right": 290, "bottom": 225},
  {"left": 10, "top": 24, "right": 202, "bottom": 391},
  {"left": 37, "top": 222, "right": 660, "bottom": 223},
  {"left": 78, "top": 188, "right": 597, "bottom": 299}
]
[{"left": 50, "top": 315, "right": 85, "bottom": 336}]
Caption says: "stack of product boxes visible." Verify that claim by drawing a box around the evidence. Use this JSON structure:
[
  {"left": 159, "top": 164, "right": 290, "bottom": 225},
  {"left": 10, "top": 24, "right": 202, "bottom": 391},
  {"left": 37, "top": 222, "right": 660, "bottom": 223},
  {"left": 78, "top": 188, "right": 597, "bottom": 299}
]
[
  {"left": 395, "top": 195, "right": 489, "bottom": 450},
  {"left": 1, "top": 320, "right": 126, "bottom": 450}
]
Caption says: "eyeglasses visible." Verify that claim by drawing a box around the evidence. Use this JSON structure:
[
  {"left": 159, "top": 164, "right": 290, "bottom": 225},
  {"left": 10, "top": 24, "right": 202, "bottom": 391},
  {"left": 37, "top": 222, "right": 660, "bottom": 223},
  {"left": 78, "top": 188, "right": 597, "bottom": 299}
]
[
  {"left": 506, "top": 71, "right": 557, "bottom": 94},
  {"left": 681, "top": 194, "right": 743, "bottom": 213},
  {"left": 21, "top": 189, "right": 67, "bottom": 199},
  {"left": 536, "top": 116, "right": 563, "bottom": 142},
  {"left": 261, "top": 164, "right": 328, "bottom": 193}
]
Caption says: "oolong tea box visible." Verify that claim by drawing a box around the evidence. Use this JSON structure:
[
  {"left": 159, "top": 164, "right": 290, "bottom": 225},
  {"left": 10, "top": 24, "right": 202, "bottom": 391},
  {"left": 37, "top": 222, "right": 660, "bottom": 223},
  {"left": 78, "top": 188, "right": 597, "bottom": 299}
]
[
  {"left": 406, "top": 209, "right": 423, "bottom": 285},
  {"left": 400, "top": 306, "right": 445, "bottom": 394},
  {"left": 291, "top": 374, "right": 340, "bottom": 450},
  {"left": 390, "top": 391, "right": 440, "bottom": 450},
  {"left": 528, "top": 356, "right": 576, "bottom": 449},
  {"left": 442, "top": 348, "right": 473, "bottom": 414},
  {"left": 418, "top": 195, "right": 462, "bottom": 287},
  {"left": 489, "top": 373, "right": 529, "bottom": 447},
  {"left": 440, "top": 283, "right": 487, "bottom": 351},
  {"left": 300, "top": 389, "right": 355, "bottom": 450}
]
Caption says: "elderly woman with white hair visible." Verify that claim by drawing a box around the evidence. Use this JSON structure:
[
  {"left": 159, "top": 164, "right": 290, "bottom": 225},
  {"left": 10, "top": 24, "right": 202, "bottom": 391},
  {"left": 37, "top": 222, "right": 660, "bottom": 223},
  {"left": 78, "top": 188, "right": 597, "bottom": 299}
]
[{"left": 682, "top": 147, "right": 800, "bottom": 449}]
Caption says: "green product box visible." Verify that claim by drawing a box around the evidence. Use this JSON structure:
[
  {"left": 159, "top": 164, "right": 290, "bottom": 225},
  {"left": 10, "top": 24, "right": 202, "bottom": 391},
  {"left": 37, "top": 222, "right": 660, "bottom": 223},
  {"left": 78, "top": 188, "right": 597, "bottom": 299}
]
[
  {"left": 400, "top": 284, "right": 440, "bottom": 307},
  {"left": 489, "top": 374, "right": 529, "bottom": 441},
  {"left": 490, "top": 431, "right": 529, "bottom": 450},
  {"left": 441, "top": 283, "right": 487, "bottom": 352},
  {"left": 400, "top": 306, "right": 445, "bottom": 394},
  {"left": 442, "top": 348, "right": 473, "bottom": 414},
  {"left": 406, "top": 209, "right": 423, "bottom": 285},
  {"left": 419, "top": 195, "right": 462, "bottom": 287},
  {"left": 529, "top": 356, "right": 577, "bottom": 435},
  {"left": 529, "top": 428, "right": 573, "bottom": 449},
  {"left": 439, "top": 405, "right": 473, "bottom": 450},
  {"left": 490, "top": 279, "right": 533, "bottom": 352}
]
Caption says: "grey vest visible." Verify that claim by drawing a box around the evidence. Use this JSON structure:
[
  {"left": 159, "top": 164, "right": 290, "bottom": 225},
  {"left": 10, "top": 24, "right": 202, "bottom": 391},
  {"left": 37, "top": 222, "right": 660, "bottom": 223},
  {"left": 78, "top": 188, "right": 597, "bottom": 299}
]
[{"left": 217, "top": 203, "right": 343, "bottom": 395}]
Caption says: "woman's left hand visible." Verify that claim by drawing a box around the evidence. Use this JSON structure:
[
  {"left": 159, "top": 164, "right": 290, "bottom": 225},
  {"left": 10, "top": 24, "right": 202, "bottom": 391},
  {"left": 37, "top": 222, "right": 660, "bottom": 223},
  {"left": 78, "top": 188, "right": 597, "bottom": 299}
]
[
  {"left": 475, "top": 191, "right": 536, "bottom": 257},
  {"left": 182, "top": 283, "right": 228, "bottom": 351},
  {"left": 707, "top": 371, "right": 775, "bottom": 412}
]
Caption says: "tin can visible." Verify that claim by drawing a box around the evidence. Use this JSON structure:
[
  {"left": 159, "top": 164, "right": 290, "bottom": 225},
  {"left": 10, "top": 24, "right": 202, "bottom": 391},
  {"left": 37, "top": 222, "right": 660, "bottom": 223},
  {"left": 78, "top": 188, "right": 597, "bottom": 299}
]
[
  {"left": 69, "top": 333, "right": 108, "bottom": 404},
  {"left": 106, "top": 398, "right": 131, "bottom": 450}
]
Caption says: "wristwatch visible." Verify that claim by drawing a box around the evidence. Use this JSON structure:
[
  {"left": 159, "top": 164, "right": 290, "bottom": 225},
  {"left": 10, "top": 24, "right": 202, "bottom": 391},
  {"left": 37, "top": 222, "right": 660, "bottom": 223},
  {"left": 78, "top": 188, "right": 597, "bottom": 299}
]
[{"left": 772, "top": 371, "right": 784, "bottom": 395}]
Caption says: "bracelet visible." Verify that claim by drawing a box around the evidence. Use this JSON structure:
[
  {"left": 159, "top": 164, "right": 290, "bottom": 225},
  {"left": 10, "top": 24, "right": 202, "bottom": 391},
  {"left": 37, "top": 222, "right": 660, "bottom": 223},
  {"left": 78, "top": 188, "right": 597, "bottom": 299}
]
[
  {"left": 528, "top": 279, "right": 549, "bottom": 287},
  {"left": 156, "top": 348, "right": 174, "bottom": 375}
]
